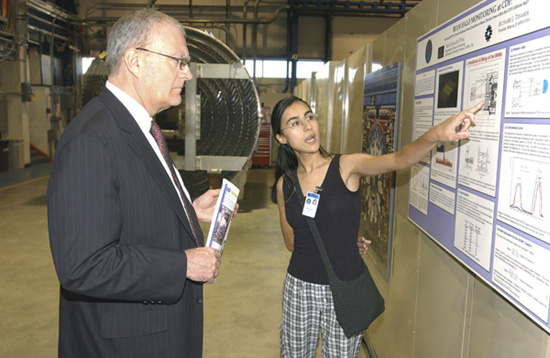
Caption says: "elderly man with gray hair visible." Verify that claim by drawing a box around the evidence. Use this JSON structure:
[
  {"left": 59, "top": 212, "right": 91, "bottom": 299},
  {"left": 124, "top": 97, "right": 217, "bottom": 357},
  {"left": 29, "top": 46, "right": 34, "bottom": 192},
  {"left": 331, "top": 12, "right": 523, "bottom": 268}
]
[{"left": 48, "top": 9, "right": 222, "bottom": 357}]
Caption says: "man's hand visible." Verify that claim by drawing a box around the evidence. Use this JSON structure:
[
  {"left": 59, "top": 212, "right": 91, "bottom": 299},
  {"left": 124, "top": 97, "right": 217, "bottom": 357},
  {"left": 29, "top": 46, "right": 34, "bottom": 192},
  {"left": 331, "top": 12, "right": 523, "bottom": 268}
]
[
  {"left": 193, "top": 188, "right": 239, "bottom": 222},
  {"left": 185, "top": 247, "right": 222, "bottom": 284},
  {"left": 192, "top": 189, "right": 221, "bottom": 222}
]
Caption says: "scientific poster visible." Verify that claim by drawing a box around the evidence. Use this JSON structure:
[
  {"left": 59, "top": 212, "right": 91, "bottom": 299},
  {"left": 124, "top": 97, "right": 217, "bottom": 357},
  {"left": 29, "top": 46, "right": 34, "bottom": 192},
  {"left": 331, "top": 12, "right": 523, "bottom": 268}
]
[
  {"left": 360, "top": 62, "right": 401, "bottom": 279},
  {"left": 408, "top": 0, "right": 550, "bottom": 332},
  {"left": 497, "top": 124, "right": 549, "bottom": 243},
  {"left": 409, "top": 163, "right": 430, "bottom": 215},
  {"left": 458, "top": 49, "right": 505, "bottom": 196},
  {"left": 413, "top": 97, "right": 434, "bottom": 164}
]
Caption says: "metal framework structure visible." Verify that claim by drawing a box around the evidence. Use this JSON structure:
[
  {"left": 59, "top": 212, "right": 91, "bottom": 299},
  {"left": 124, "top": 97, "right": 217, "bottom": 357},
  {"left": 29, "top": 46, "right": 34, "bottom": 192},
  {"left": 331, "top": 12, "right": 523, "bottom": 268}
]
[
  {"left": 80, "top": 26, "right": 262, "bottom": 199},
  {"left": 286, "top": 0, "right": 422, "bottom": 91},
  {"left": 1, "top": 0, "right": 420, "bottom": 186},
  {"left": 289, "top": 0, "right": 419, "bottom": 15},
  {"left": 79, "top": 1, "right": 422, "bottom": 92},
  {"left": 176, "top": 26, "right": 261, "bottom": 198}
]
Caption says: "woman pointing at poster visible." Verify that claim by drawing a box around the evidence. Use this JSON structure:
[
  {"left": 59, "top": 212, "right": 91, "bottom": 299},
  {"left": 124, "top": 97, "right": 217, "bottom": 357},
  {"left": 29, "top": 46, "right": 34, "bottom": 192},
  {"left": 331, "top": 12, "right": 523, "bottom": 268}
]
[{"left": 270, "top": 95, "right": 483, "bottom": 357}]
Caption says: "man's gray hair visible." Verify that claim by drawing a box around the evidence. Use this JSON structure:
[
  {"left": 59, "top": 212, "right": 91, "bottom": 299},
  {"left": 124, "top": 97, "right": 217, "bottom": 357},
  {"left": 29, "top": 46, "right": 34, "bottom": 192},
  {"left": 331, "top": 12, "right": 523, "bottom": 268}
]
[{"left": 105, "top": 9, "right": 186, "bottom": 75}]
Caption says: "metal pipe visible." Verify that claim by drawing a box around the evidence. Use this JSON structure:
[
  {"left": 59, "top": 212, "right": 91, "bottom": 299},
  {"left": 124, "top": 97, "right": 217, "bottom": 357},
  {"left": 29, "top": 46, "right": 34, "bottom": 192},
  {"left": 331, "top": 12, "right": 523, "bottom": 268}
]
[
  {"left": 28, "top": 0, "right": 81, "bottom": 23},
  {"left": 14, "top": 0, "right": 28, "bottom": 45},
  {"left": 181, "top": 5, "right": 287, "bottom": 24},
  {"left": 0, "top": 28, "right": 15, "bottom": 38},
  {"left": 0, "top": 42, "right": 16, "bottom": 60},
  {"left": 196, "top": 24, "right": 237, "bottom": 49},
  {"left": 252, "top": 0, "right": 262, "bottom": 79},
  {"left": 282, "top": 7, "right": 291, "bottom": 93},
  {"left": 225, "top": 0, "right": 230, "bottom": 45},
  {"left": 242, "top": 0, "right": 251, "bottom": 63},
  {"left": 50, "top": 16, "right": 56, "bottom": 87},
  {"left": 83, "top": 6, "right": 289, "bottom": 25},
  {"left": 27, "top": 12, "right": 68, "bottom": 34},
  {"left": 27, "top": 24, "right": 69, "bottom": 41},
  {"left": 86, "top": 2, "right": 273, "bottom": 15}
]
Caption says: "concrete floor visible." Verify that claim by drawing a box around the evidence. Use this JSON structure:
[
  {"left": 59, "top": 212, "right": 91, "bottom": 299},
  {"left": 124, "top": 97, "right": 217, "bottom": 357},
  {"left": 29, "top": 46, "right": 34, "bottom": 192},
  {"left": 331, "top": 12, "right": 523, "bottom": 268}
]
[{"left": 0, "top": 165, "right": 367, "bottom": 357}]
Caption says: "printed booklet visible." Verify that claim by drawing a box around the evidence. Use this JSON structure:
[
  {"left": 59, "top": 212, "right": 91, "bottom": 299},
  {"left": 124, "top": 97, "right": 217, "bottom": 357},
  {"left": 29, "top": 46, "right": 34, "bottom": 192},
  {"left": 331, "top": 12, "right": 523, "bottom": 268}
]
[{"left": 205, "top": 178, "right": 240, "bottom": 253}]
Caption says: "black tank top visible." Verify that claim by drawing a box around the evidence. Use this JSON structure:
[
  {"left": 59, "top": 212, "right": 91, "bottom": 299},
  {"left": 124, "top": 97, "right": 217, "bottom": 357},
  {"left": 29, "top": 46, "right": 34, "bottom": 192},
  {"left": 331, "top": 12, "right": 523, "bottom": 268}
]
[{"left": 283, "top": 154, "right": 364, "bottom": 284}]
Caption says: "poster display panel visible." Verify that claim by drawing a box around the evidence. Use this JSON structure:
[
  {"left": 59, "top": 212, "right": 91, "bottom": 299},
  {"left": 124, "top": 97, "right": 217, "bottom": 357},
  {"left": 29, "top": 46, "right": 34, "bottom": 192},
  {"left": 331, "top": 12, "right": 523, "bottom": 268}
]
[{"left": 409, "top": 0, "right": 550, "bottom": 332}]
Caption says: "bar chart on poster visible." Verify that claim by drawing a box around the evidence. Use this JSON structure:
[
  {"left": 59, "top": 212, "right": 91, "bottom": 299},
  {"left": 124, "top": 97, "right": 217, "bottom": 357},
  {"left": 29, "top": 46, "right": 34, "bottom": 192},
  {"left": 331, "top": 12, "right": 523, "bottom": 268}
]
[{"left": 408, "top": 0, "right": 550, "bottom": 332}]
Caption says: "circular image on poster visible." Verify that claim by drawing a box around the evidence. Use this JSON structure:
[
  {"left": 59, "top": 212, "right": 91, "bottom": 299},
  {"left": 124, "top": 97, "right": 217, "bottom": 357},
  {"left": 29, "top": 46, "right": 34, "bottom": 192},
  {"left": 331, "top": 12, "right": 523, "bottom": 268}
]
[{"left": 425, "top": 39, "right": 433, "bottom": 64}]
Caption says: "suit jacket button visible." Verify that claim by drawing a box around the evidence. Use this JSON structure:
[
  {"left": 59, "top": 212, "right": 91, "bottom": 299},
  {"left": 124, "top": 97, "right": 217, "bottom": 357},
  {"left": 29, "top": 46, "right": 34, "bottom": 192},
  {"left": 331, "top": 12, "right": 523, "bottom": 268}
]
[{"left": 196, "top": 296, "right": 203, "bottom": 304}]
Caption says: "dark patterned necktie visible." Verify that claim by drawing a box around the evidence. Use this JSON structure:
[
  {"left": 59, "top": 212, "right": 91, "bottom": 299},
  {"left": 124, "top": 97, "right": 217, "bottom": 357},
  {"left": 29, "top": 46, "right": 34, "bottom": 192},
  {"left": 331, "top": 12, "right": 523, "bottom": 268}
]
[{"left": 150, "top": 121, "right": 202, "bottom": 246}]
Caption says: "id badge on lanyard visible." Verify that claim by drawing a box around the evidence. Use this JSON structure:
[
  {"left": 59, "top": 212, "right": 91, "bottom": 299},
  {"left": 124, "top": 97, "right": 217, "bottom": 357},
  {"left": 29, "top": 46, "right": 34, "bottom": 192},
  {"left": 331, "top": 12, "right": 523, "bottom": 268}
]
[{"left": 302, "top": 186, "right": 322, "bottom": 218}]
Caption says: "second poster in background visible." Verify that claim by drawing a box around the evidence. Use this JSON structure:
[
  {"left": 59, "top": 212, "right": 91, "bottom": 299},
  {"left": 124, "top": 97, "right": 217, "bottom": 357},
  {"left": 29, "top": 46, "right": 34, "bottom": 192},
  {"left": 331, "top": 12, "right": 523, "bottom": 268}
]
[{"left": 360, "top": 62, "right": 401, "bottom": 279}]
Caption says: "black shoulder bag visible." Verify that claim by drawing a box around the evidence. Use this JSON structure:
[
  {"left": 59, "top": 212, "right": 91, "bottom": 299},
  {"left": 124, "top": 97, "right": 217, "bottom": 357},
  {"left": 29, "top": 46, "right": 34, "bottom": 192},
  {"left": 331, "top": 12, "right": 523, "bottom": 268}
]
[{"left": 290, "top": 169, "right": 385, "bottom": 338}]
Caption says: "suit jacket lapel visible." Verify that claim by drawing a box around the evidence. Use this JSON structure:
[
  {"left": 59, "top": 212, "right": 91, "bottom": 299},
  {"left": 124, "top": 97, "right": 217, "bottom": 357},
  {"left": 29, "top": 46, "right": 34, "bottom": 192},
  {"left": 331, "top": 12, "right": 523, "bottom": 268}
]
[{"left": 97, "top": 88, "right": 198, "bottom": 244}]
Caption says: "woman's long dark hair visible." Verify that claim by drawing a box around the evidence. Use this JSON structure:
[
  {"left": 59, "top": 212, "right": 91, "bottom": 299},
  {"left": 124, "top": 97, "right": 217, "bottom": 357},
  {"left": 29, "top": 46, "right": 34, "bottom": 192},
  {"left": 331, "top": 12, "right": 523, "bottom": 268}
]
[{"left": 270, "top": 96, "right": 330, "bottom": 203}]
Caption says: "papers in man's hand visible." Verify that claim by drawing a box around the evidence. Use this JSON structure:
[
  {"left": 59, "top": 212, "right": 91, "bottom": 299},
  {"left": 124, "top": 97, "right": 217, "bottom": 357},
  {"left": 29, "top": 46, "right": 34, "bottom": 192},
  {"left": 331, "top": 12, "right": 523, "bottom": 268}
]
[{"left": 205, "top": 179, "right": 240, "bottom": 253}]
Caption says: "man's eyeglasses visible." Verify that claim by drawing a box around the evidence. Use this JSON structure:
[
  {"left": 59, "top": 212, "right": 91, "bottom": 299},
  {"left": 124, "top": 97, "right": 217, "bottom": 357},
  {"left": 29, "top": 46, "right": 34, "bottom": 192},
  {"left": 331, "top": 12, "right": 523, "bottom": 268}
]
[
  {"left": 135, "top": 47, "right": 191, "bottom": 71},
  {"left": 281, "top": 113, "right": 318, "bottom": 131}
]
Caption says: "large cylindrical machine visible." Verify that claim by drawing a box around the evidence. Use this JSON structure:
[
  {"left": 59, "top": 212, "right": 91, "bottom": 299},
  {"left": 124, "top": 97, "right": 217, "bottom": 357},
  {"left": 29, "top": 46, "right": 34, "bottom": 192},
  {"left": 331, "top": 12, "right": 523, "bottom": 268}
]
[{"left": 82, "top": 26, "right": 261, "bottom": 199}]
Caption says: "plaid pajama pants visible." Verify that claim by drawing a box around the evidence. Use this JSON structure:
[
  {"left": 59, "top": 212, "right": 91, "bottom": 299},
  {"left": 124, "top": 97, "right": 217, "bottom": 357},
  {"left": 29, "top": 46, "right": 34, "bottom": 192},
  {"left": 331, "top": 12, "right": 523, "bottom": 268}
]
[{"left": 280, "top": 273, "right": 362, "bottom": 358}]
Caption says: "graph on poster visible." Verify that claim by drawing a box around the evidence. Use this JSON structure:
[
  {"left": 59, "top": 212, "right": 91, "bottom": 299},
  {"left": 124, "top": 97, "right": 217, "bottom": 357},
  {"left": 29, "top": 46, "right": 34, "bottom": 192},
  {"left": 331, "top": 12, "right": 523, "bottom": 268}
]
[
  {"left": 408, "top": 0, "right": 550, "bottom": 332},
  {"left": 508, "top": 158, "right": 544, "bottom": 218}
]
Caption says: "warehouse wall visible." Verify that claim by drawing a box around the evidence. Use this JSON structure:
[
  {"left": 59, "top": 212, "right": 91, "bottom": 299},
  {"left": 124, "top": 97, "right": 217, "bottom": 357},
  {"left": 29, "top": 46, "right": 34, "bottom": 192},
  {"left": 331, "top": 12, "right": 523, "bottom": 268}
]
[{"left": 297, "top": 0, "right": 550, "bottom": 356}]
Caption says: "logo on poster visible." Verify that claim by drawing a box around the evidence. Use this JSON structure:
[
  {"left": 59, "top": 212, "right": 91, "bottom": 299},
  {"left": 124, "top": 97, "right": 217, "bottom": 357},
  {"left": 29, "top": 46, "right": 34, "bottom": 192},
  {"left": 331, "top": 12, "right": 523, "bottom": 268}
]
[
  {"left": 425, "top": 40, "right": 433, "bottom": 64},
  {"left": 485, "top": 25, "right": 493, "bottom": 42}
]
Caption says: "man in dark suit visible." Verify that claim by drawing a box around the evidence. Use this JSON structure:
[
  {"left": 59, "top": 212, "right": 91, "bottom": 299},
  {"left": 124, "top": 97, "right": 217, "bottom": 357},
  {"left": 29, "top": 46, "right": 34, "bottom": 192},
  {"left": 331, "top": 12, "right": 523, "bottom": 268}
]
[{"left": 47, "top": 9, "right": 222, "bottom": 357}]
